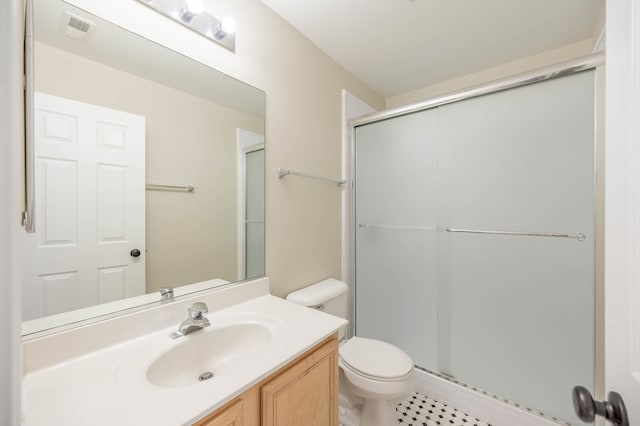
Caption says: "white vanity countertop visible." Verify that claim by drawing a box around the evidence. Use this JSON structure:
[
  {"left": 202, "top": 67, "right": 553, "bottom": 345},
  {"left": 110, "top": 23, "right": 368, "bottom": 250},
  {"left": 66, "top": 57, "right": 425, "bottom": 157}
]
[{"left": 22, "top": 283, "right": 346, "bottom": 426}]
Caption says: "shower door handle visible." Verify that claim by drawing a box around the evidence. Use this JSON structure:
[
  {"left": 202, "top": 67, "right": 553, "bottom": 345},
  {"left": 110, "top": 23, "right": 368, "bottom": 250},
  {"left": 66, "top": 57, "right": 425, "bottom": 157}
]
[{"left": 572, "top": 386, "right": 629, "bottom": 425}]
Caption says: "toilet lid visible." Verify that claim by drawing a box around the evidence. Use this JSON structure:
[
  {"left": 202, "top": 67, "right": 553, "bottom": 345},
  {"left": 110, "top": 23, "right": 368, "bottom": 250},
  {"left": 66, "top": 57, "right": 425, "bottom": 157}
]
[{"left": 339, "top": 337, "right": 413, "bottom": 379}]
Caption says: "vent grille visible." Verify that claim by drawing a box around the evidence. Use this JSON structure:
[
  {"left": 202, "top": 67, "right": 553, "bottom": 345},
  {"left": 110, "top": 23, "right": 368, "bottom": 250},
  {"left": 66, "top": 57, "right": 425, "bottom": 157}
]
[
  {"left": 58, "top": 11, "right": 96, "bottom": 42},
  {"left": 67, "top": 16, "right": 91, "bottom": 33}
]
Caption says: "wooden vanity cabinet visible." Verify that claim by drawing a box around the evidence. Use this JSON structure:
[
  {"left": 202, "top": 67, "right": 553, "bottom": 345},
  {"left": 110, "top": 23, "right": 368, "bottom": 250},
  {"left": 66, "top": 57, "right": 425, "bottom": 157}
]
[
  {"left": 196, "top": 399, "right": 245, "bottom": 426},
  {"left": 193, "top": 334, "right": 339, "bottom": 426},
  {"left": 261, "top": 333, "right": 338, "bottom": 425}
]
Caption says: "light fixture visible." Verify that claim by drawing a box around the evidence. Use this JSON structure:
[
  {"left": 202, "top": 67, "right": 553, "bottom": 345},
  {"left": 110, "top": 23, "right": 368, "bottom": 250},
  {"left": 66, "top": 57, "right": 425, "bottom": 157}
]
[
  {"left": 213, "top": 16, "right": 236, "bottom": 40},
  {"left": 136, "top": 0, "right": 236, "bottom": 52},
  {"left": 180, "top": 0, "right": 204, "bottom": 23}
]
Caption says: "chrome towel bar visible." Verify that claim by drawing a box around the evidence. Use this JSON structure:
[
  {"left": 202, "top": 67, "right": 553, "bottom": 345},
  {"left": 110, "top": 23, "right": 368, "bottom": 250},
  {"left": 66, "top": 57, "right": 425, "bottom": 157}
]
[
  {"left": 277, "top": 168, "right": 346, "bottom": 186},
  {"left": 445, "top": 228, "right": 586, "bottom": 241},
  {"left": 357, "top": 225, "right": 586, "bottom": 241},
  {"left": 146, "top": 183, "right": 195, "bottom": 193}
]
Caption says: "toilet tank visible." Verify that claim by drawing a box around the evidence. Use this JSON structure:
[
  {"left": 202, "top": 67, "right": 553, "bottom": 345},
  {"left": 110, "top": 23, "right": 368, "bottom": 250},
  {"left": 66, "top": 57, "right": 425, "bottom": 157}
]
[{"left": 286, "top": 279, "right": 349, "bottom": 338}]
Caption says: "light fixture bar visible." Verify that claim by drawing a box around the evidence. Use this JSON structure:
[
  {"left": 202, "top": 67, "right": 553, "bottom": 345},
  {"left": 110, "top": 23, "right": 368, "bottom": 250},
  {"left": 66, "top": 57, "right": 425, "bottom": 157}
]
[{"left": 136, "top": 0, "right": 235, "bottom": 52}]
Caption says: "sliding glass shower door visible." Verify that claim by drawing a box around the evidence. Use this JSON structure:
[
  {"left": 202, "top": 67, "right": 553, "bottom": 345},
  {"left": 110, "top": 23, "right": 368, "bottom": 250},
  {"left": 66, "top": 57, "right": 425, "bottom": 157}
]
[
  {"left": 355, "top": 109, "right": 439, "bottom": 369},
  {"left": 354, "top": 71, "right": 595, "bottom": 424}
]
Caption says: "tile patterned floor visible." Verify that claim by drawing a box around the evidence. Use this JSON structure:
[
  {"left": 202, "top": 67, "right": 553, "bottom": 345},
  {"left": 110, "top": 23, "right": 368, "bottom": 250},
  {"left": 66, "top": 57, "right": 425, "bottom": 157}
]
[{"left": 396, "top": 392, "right": 491, "bottom": 426}]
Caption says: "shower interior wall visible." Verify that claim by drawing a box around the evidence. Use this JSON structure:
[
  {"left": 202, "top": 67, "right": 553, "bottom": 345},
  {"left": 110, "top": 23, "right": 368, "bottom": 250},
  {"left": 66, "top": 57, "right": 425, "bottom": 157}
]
[{"left": 353, "top": 70, "right": 597, "bottom": 425}]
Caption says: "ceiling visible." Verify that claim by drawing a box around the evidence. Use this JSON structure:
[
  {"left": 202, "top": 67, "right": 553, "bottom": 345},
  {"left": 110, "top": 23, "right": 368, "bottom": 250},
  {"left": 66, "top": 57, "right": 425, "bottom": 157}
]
[{"left": 261, "top": 0, "right": 605, "bottom": 97}]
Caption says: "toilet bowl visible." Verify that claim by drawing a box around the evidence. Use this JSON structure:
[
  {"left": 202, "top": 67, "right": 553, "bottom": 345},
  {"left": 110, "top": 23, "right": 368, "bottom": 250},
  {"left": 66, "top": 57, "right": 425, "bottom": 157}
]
[
  {"left": 338, "top": 336, "right": 414, "bottom": 426},
  {"left": 286, "top": 279, "right": 414, "bottom": 426}
]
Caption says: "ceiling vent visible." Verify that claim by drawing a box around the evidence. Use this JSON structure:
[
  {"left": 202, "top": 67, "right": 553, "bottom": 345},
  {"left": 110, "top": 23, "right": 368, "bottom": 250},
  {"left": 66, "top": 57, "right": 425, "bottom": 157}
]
[{"left": 58, "top": 11, "right": 96, "bottom": 43}]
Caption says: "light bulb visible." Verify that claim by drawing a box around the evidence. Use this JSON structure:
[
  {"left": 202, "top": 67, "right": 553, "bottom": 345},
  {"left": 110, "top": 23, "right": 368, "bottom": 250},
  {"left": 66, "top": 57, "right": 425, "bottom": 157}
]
[
  {"left": 185, "top": 0, "right": 204, "bottom": 15},
  {"left": 219, "top": 16, "right": 236, "bottom": 35}
]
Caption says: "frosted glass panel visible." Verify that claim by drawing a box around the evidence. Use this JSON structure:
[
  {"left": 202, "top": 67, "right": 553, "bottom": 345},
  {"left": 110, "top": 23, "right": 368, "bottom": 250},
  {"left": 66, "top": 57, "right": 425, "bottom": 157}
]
[
  {"left": 442, "top": 235, "right": 593, "bottom": 422},
  {"left": 355, "top": 109, "right": 439, "bottom": 369},
  {"left": 245, "top": 222, "right": 264, "bottom": 279},
  {"left": 437, "top": 71, "right": 595, "bottom": 424},
  {"left": 353, "top": 70, "right": 596, "bottom": 425}
]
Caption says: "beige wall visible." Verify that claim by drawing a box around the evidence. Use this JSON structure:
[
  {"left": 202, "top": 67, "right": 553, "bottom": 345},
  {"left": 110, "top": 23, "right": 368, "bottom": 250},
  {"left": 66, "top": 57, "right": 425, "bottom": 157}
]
[
  {"left": 385, "top": 0, "right": 604, "bottom": 109},
  {"left": 65, "top": 0, "right": 385, "bottom": 298},
  {"left": 34, "top": 41, "right": 264, "bottom": 292},
  {"left": 38, "top": 0, "right": 606, "bottom": 301},
  {"left": 385, "top": 40, "right": 595, "bottom": 109}
]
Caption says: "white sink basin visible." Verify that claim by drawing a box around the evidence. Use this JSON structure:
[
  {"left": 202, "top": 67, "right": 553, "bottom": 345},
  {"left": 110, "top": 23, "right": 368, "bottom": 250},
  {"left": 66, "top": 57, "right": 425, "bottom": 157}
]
[
  {"left": 116, "top": 313, "right": 283, "bottom": 389},
  {"left": 147, "top": 322, "right": 273, "bottom": 387},
  {"left": 23, "top": 285, "right": 350, "bottom": 426}
]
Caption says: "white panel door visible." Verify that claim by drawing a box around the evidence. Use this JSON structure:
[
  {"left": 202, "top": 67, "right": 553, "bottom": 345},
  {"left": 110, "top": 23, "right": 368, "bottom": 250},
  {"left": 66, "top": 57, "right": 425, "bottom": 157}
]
[
  {"left": 601, "top": 0, "right": 640, "bottom": 425},
  {"left": 22, "top": 92, "right": 145, "bottom": 321}
]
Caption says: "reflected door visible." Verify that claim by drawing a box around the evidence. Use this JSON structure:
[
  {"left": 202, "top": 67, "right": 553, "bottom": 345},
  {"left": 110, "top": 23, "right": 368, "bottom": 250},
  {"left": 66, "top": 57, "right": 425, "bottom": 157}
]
[
  {"left": 245, "top": 147, "right": 265, "bottom": 279},
  {"left": 22, "top": 92, "right": 145, "bottom": 320},
  {"left": 237, "top": 128, "right": 264, "bottom": 280}
]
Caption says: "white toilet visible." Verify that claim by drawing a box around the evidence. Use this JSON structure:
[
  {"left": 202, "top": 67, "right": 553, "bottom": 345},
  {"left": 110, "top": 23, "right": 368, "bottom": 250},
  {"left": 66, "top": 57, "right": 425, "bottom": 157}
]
[{"left": 286, "top": 279, "right": 414, "bottom": 426}]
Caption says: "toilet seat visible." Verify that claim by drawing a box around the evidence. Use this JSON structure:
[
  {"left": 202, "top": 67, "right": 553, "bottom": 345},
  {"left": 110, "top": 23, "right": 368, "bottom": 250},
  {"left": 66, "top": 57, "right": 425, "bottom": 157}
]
[{"left": 339, "top": 337, "right": 413, "bottom": 381}]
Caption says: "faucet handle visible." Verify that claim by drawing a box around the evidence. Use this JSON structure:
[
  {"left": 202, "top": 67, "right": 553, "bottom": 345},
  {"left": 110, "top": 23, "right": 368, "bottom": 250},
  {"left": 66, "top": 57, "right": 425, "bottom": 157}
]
[
  {"left": 188, "top": 302, "right": 209, "bottom": 319},
  {"left": 159, "top": 287, "right": 174, "bottom": 300}
]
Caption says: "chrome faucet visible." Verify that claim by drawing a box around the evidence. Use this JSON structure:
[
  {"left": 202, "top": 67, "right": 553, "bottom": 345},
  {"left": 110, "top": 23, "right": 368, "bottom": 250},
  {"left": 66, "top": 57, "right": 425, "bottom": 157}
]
[
  {"left": 169, "top": 302, "right": 210, "bottom": 339},
  {"left": 159, "top": 287, "right": 174, "bottom": 301}
]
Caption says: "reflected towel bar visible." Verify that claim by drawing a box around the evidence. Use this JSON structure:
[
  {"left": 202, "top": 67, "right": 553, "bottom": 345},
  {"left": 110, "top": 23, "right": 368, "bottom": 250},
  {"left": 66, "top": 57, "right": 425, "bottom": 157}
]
[
  {"left": 277, "top": 168, "right": 346, "bottom": 186},
  {"left": 146, "top": 183, "right": 195, "bottom": 193},
  {"left": 445, "top": 228, "right": 586, "bottom": 241}
]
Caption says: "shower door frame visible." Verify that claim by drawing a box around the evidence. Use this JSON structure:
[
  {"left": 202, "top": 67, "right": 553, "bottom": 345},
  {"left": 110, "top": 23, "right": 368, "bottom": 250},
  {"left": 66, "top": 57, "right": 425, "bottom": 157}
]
[{"left": 347, "top": 52, "right": 605, "bottom": 417}]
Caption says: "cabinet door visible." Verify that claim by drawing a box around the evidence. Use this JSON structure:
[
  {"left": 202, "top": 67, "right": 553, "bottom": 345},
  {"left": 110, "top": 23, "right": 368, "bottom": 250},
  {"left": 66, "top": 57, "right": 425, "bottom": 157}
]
[
  {"left": 196, "top": 400, "right": 243, "bottom": 426},
  {"left": 261, "top": 338, "right": 338, "bottom": 426}
]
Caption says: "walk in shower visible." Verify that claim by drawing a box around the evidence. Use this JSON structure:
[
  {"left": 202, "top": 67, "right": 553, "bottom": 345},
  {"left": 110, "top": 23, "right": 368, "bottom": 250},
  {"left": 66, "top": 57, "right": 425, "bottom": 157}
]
[{"left": 351, "top": 57, "right": 601, "bottom": 425}]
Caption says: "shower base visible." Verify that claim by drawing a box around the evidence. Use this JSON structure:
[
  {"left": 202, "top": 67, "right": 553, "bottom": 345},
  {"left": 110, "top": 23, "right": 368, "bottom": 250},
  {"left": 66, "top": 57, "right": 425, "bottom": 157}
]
[
  {"left": 339, "top": 368, "right": 568, "bottom": 426},
  {"left": 338, "top": 390, "right": 488, "bottom": 426},
  {"left": 396, "top": 392, "right": 490, "bottom": 425}
]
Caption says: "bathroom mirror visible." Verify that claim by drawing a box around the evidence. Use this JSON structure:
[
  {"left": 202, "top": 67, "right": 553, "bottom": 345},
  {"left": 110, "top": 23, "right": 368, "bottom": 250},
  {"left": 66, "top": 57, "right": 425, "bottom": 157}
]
[{"left": 22, "top": 0, "right": 265, "bottom": 335}]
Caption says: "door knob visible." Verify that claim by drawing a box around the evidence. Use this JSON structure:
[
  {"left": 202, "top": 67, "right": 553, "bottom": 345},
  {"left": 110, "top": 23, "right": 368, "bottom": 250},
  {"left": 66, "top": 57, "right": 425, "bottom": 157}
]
[
  {"left": 572, "top": 385, "right": 629, "bottom": 426},
  {"left": 130, "top": 248, "right": 141, "bottom": 258}
]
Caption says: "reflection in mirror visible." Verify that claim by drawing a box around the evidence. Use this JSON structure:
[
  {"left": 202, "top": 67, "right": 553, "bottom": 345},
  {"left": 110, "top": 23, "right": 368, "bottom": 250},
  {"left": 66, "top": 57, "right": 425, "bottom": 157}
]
[{"left": 22, "top": 0, "right": 265, "bottom": 335}]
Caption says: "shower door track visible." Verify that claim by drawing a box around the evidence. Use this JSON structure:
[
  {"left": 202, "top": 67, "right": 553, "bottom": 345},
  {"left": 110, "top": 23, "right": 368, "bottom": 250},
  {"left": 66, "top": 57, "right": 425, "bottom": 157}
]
[{"left": 350, "top": 52, "right": 604, "bottom": 128}]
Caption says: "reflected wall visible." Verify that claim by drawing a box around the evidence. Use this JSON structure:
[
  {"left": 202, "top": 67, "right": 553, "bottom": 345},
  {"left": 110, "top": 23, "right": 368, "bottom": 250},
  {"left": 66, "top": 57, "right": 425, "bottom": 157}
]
[{"left": 35, "top": 41, "right": 264, "bottom": 292}]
